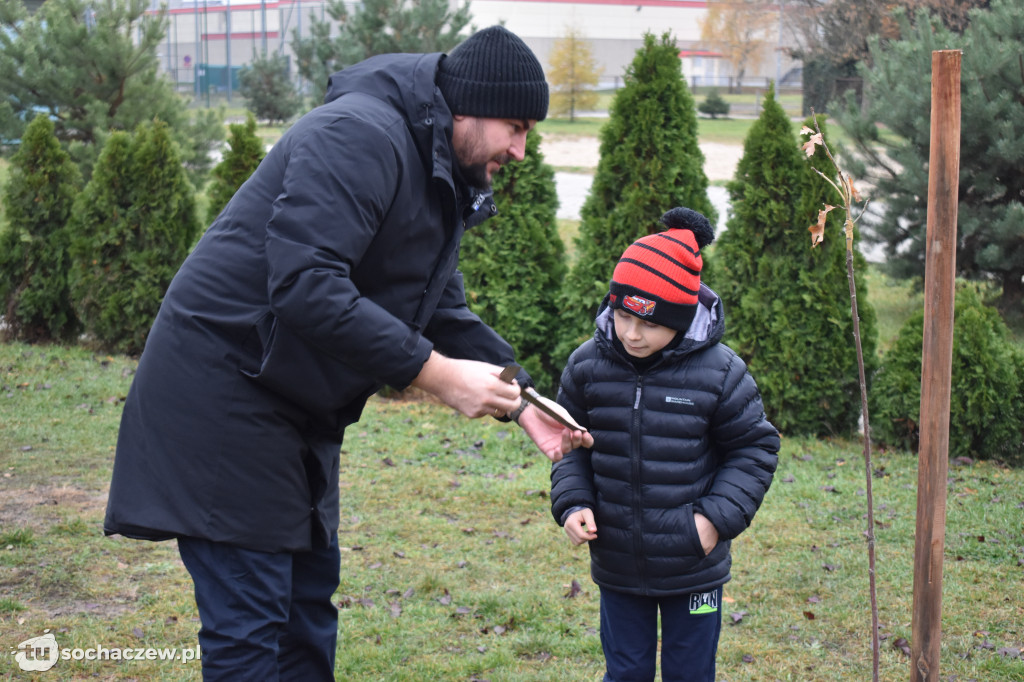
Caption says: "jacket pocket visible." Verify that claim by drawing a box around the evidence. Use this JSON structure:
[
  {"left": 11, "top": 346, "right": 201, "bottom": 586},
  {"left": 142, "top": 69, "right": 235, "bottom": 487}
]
[
  {"left": 239, "top": 314, "right": 378, "bottom": 420},
  {"left": 680, "top": 504, "right": 707, "bottom": 558}
]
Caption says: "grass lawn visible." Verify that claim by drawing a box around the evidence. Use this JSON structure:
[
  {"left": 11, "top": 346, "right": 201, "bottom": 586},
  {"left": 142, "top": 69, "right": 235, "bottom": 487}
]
[
  {"left": 1, "top": 293, "right": 1022, "bottom": 680},
  {"left": 536, "top": 114, "right": 859, "bottom": 151},
  {"left": 206, "top": 86, "right": 812, "bottom": 149}
]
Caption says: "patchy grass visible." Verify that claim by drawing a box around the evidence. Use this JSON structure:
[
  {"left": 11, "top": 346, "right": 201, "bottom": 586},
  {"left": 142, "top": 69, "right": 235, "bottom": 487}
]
[
  {"left": 555, "top": 218, "right": 581, "bottom": 267},
  {"left": 1, "top": 341, "right": 1022, "bottom": 680},
  {"left": 697, "top": 117, "right": 756, "bottom": 144},
  {"left": 537, "top": 118, "right": 607, "bottom": 138}
]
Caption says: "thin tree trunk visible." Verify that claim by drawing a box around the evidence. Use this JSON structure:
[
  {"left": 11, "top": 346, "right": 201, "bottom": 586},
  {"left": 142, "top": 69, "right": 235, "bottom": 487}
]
[{"left": 846, "top": 240, "right": 879, "bottom": 682}]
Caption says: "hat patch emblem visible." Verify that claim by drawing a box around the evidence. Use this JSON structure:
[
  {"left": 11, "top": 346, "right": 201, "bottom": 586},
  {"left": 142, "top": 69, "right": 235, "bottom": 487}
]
[{"left": 623, "top": 295, "right": 656, "bottom": 316}]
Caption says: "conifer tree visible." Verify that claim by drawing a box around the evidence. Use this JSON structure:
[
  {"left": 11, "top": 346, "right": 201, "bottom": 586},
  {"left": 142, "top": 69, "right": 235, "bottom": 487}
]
[
  {"left": 238, "top": 53, "right": 303, "bottom": 125},
  {"left": 0, "top": 0, "right": 223, "bottom": 187},
  {"left": 292, "top": 0, "right": 471, "bottom": 101},
  {"left": 837, "top": 0, "right": 1024, "bottom": 319},
  {"left": 69, "top": 120, "right": 199, "bottom": 354},
  {"left": 556, "top": 32, "right": 716, "bottom": 363},
  {"left": 0, "top": 114, "right": 81, "bottom": 342},
  {"left": 697, "top": 90, "right": 730, "bottom": 119},
  {"left": 705, "top": 88, "right": 877, "bottom": 436},
  {"left": 68, "top": 131, "right": 135, "bottom": 349},
  {"left": 458, "top": 132, "right": 566, "bottom": 394},
  {"left": 206, "top": 114, "right": 266, "bottom": 223}
]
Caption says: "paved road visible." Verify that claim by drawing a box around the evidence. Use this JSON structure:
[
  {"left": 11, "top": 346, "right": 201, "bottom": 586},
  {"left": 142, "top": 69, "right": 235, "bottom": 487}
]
[{"left": 555, "top": 172, "right": 730, "bottom": 231}]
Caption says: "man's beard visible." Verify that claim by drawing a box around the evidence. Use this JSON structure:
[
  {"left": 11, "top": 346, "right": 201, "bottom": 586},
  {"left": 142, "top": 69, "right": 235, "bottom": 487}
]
[
  {"left": 457, "top": 160, "right": 492, "bottom": 191},
  {"left": 457, "top": 153, "right": 511, "bottom": 191}
]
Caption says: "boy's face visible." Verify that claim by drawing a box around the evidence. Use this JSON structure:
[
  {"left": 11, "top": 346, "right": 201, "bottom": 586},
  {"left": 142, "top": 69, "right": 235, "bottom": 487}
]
[{"left": 613, "top": 308, "right": 678, "bottom": 358}]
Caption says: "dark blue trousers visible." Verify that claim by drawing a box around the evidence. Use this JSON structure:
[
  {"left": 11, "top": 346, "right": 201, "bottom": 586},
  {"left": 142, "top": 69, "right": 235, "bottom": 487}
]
[
  {"left": 177, "top": 534, "right": 340, "bottom": 681},
  {"left": 599, "top": 586, "right": 723, "bottom": 682}
]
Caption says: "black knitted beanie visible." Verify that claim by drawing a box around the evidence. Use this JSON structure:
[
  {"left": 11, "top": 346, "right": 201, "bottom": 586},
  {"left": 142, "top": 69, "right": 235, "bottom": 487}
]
[{"left": 437, "top": 26, "right": 549, "bottom": 122}]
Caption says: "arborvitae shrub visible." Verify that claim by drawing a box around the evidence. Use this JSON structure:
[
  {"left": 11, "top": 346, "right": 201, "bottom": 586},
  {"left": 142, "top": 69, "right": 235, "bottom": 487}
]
[
  {"left": 68, "top": 131, "right": 134, "bottom": 349},
  {"left": 557, "top": 32, "right": 717, "bottom": 365},
  {"left": 704, "top": 92, "right": 877, "bottom": 437},
  {"left": 0, "top": 114, "right": 81, "bottom": 342},
  {"left": 68, "top": 120, "right": 199, "bottom": 354},
  {"left": 458, "top": 132, "right": 566, "bottom": 395},
  {"left": 870, "top": 285, "right": 1024, "bottom": 463},
  {"left": 207, "top": 113, "right": 265, "bottom": 223}
]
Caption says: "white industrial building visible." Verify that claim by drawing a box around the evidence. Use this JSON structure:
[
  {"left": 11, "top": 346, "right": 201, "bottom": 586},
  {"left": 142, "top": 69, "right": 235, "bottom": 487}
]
[{"left": 153, "top": 0, "right": 802, "bottom": 99}]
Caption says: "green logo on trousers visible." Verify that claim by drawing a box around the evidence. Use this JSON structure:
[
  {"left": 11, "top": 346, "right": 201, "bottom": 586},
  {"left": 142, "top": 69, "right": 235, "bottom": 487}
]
[{"left": 689, "top": 591, "right": 719, "bottom": 615}]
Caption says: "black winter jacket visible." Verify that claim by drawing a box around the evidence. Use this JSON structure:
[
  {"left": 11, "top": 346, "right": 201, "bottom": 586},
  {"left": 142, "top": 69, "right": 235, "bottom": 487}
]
[
  {"left": 104, "top": 52, "right": 523, "bottom": 553},
  {"left": 550, "top": 286, "right": 779, "bottom": 596}
]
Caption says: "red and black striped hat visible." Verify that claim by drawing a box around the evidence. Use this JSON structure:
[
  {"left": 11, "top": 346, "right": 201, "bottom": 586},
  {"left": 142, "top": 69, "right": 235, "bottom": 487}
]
[{"left": 608, "top": 207, "right": 716, "bottom": 332}]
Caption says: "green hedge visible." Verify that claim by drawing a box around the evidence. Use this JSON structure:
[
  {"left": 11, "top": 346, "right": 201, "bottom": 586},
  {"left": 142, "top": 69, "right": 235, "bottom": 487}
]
[{"left": 870, "top": 285, "right": 1024, "bottom": 463}]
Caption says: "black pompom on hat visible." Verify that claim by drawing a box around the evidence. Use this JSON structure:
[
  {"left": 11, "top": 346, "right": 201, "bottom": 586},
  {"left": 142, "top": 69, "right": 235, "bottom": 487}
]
[
  {"left": 608, "top": 207, "right": 716, "bottom": 332},
  {"left": 437, "top": 26, "right": 549, "bottom": 122}
]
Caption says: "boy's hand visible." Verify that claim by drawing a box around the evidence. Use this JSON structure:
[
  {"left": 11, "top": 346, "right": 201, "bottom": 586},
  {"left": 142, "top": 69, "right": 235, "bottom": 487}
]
[
  {"left": 518, "top": 404, "right": 593, "bottom": 462},
  {"left": 694, "top": 512, "right": 719, "bottom": 556},
  {"left": 564, "top": 508, "right": 597, "bottom": 546}
]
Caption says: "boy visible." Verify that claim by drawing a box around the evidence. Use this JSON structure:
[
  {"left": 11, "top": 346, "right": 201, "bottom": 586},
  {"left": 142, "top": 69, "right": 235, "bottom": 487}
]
[{"left": 550, "top": 207, "right": 780, "bottom": 681}]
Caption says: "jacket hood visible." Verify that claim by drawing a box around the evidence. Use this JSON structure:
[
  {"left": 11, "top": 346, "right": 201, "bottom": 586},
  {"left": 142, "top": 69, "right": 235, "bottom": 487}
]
[
  {"left": 595, "top": 282, "right": 725, "bottom": 361},
  {"left": 324, "top": 53, "right": 453, "bottom": 179},
  {"left": 324, "top": 52, "right": 445, "bottom": 118}
]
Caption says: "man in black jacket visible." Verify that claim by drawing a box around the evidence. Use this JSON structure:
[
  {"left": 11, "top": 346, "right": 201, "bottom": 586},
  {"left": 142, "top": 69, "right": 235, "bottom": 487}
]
[{"left": 104, "top": 26, "right": 591, "bottom": 680}]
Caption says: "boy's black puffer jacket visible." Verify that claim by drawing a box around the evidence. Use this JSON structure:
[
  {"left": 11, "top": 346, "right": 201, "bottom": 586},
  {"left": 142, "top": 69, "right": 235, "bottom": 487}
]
[{"left": 550, "top": 285, "right": 779, "bottom": 596}]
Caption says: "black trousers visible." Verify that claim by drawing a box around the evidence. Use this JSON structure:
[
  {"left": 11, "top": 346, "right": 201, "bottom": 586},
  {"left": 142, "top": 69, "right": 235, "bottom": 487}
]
[
  {"left": 177, "top": 533, "right": 340, "bottom": 681},
  {"left": 599, "top": 586, "right": 723, "bottom": 682}
]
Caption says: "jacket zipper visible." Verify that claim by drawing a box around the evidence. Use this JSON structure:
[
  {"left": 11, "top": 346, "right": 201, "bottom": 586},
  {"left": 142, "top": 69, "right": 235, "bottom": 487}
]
[{"left": 631, "top": 375, "right": 647, "bottom": 591}]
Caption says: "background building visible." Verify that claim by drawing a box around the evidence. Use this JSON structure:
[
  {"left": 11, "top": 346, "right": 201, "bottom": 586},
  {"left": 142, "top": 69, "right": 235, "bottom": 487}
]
[{"left": 151, "top": 0, "right": 802, "bottom": 101}]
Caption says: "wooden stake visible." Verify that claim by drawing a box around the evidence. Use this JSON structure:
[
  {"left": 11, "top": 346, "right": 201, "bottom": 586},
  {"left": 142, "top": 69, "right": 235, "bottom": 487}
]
[{"left": 910, "top": 50, "right": 961, "bottom": 682}]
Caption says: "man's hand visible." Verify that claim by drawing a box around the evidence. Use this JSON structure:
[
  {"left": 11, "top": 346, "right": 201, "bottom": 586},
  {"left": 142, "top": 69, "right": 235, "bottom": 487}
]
[
  {"left": 518, "top": 403, "right": 593, "bottom": 462},
  {"left": 411, "top": 352, "right": 521, "bottom": 418},
  {"left": 694, "top": 512, "right": 719, "bottom": 556},
  {"left": 564, "top": 508, "right": 598, "bottom": 546}
]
